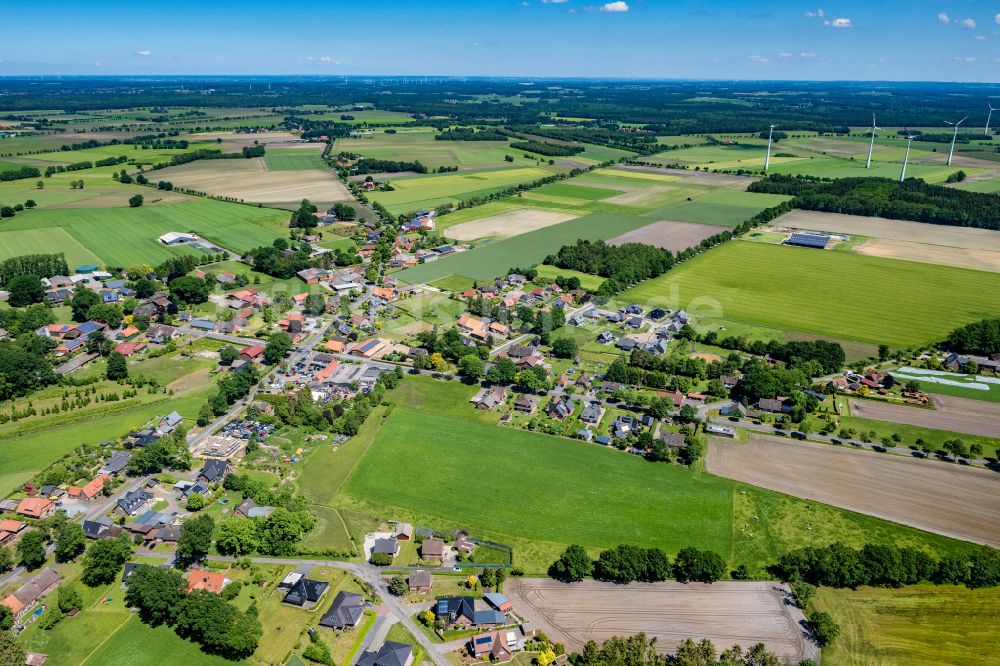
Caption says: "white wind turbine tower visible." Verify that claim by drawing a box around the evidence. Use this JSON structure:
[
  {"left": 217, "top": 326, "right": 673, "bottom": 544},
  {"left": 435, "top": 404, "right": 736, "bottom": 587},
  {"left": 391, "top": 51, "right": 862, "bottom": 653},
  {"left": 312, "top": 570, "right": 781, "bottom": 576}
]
[
  {"left": 900, "top": 129, "right": 917, "bottom": 182},
  {"left": 986, "top": 102, "right": 997, "bottom": 136},
  {"left": 945, "top": 115, "right": 968, "bottom": 166},
  {"left": 865, "top": 114, "right": 881, "bottom": 169},
  {"left": 764, "top": 124, "right": 777, "bottom": 172}
]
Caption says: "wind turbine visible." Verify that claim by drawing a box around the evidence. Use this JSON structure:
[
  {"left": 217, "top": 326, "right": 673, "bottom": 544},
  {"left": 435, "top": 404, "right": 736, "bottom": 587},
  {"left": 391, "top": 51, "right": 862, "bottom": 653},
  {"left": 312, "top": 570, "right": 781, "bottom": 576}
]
[
  {"left": 900, "top": 129, "right": 917, "bottom": 182},
  {"left": 986, "top": 102, "right": 997, "bottom": 136},
  {"left": 945, "top": 115, "right": 968, "bottom": 166},
  {"left": 764, "top": 124, "right": 776, "bottom": 172},
  {"left": 865, "top": 114, "right": 881, "bottom": 169}
]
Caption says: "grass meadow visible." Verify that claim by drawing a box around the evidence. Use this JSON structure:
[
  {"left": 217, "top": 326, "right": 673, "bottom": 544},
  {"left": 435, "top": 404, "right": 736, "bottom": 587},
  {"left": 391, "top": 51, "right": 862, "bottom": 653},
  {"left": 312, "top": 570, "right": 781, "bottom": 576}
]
[
  {"left": 367, "top": 166, "right": 555, "bottom": 216},
  {"left": 812, "top": 585, "right": 1000, "bottom": 666},
  {"left": 619, "top": 241, "right": 1000, "bottom": 348},
  {"left": 327, "top": 377, "right": 976, "bottom": 574},
  {"left": 264, "top": 150, "right": 327, "bottom": 171},
  {"left": 396, "top": 211, "right": 651, "bottom": 283},
  {"left": 0, "top": 198, "right": 287, "bottom": 266}
]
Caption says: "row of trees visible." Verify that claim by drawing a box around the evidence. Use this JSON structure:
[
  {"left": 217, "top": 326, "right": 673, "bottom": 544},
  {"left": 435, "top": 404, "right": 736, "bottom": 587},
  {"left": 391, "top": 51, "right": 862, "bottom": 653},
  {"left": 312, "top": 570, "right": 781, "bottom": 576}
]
[
  {"left": 748, "top": 174, "right": 1000, "bottom": 231},
  {"left": 773, "top": 541, "right": 1000, "bottom": 590},
  {"left": 549, "top": 544, "right": 726, "bottom": 584},
  {"left": 509, "top": 140, "right": 584, "bottom": 157},
  {"left": 571, "top": 633, "right": 803, "bottom": 666}
]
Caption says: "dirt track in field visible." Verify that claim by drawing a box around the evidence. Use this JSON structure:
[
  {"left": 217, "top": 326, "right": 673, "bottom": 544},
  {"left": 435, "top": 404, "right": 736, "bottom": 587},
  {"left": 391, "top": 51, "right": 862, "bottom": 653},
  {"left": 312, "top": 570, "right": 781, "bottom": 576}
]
[
  {"left": 505, "top": 578, "right": 818, "bottom": 663},
  {"left": 154, "top": 158, "right": 351, "bottom": 208},
  {"left": 706, "top": 433, "right": 1000, "bottom": 547},
  {"left": 445, "top": 208, "right": 578, "bottom": 241},
  {"left": 776, "top": 210, "right": 1000, "bottom": 252},
  {"left": 850, "top": 396, "right": 1000, "bottom": 438},
  {"left": 607, "top": 220, "right": 728, "bottom": 251}
]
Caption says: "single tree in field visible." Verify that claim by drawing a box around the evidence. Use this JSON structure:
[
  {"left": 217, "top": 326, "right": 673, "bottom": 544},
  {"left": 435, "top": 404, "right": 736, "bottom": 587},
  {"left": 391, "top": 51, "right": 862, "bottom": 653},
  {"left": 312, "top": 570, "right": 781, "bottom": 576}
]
[
  {"left": 106, "top": 351, "right": 129, "bottom": 381},
  {"left": 128, "top": 194, "right": 144, "bottom": 207}
]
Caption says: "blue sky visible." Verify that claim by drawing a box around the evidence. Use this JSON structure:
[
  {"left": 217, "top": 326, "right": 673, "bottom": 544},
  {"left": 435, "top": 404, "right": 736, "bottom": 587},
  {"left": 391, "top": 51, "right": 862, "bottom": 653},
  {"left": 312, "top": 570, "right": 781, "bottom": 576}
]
[{"left": 2, "top": 1, "right": 999, "bottom": 81}]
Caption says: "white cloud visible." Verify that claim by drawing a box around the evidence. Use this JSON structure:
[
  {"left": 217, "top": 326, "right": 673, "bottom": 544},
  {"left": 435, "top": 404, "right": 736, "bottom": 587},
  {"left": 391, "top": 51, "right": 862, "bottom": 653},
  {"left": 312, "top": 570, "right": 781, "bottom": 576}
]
[
  {"left": 541, "top": 0, "right": 569, "bottom": 3},
  {"left": 319, "top": 56, "right": 332, "bottom": 62},
  {"left": 938, "top": 12, "right": 950, "bottom": 25},
  {"left": 959, "top": 18, "right": 975, "bottom": 30},
  {"left": 800, "top": 51, "right": 816, "bottom": 58},
  {"left": 825, "top": 17, "right": 852, "bottom": 28},
  {"left": 750, "top": 54, "right": 769, "bottom": 63},
  {"left": 804, "top": 8, "right": 824, "bottom": 18},
  {"left": 995, "top": 13, "right": 1000, "bottom": 25},
  {"left": 974, "top": 35, "right": 986, "bottom": 40},
  {"left": 778, "top": 52, "right": 793, "bottom": 60},
  {"left": 135, "top": 50, "right": 151, "bottom": 56},
  {"left": 953, "top": 56, "right": 976, "bottom": 63},
  {"left": 599, "top": 1, "right": 629, "bottom": 12}
]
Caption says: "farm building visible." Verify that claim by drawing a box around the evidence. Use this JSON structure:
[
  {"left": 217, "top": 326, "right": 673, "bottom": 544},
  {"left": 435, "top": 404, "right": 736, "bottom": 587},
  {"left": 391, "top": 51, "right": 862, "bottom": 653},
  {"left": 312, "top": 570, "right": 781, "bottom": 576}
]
[
  {"left": 158, "top": 231, "right": 198, "bottom": 245},
  {"left": 784, "top": 232, "right": 829, "bottom": 249}
]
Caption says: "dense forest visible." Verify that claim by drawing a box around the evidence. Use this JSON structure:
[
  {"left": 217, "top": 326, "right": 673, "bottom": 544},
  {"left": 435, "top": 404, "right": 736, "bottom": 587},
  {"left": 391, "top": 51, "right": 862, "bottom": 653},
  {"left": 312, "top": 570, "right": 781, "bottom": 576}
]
[{"left": 748, "top": 174, "right": 1000, "bottom": 230}]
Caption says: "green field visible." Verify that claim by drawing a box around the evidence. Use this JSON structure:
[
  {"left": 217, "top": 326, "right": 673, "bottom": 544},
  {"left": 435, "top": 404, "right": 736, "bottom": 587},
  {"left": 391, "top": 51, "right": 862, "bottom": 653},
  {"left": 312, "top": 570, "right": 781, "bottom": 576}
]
[
  {"left": 0, "top": 198, "right": 286, "bottom": 266},
  {"left": 619, "top": 241, "right": 1000, "bottom": 348},
  {"left": 644, "top": 189, "right": 791, "bottom": 227},
  {"left": 397, "top": 211, "right": 651, "bottom": 284},
  {"left": 956, "top": 176, "right": 1000, "bottom": 193},
  {"left": 331, "top": 377, "right": 974, "bottom": 573},
  {"left": 812, "top": 585, "right": 1000, "bottom": 666},
  {"left": 335, "top": 128, "right": 531, "bottom": 170},
  {"left": 264, "top": 150, "right": 327, "bottom": 171},
  {"left": 533, "top": 264, "right": 606, "bottom": 291},
  {"left": 367, "top": 167, "right": 554, "bottom": 215},
  {"left": 0, "top": 384, "right": 214, "bottom": 494},
  {"left": 79, "top": 616, "right": 251, "bottom": 666}
]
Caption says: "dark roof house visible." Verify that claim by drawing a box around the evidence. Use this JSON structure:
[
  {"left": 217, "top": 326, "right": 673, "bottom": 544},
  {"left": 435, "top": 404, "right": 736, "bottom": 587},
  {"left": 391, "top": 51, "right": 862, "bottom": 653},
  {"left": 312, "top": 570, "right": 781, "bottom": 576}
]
[
  {"left": 282, "top": 578, "right": 329, "bottom": 607},
  {"left": 319, "top": 591, "right": 365, "bottom": 629},
  {"left": 357, "top": 641, "right": 414, "bottom": 666}
]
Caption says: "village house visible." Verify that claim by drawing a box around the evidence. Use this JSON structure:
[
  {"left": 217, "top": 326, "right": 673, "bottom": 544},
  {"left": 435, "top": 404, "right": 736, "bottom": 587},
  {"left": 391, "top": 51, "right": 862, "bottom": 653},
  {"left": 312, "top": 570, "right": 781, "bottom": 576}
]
[
  {"left": 16, "top": 498, "right": 55, "bottom": 520},
  {"left": 0, "top": 519, "right": 26, "bottom": 547},
  {"left": 756, "top": 397, "right": 787, "bottom": 413},
  {"left": 470, "top": 385, "right": 507, "bottom": 411},
  {"left": 198, "top": 458, "right": 231, "bottom": 484},
  {"left": 420, "top": 538, "right": 446, "bottom": 561},
  {"left": 513, "top": 395, "right": 537, "bottom": 414},
  {"left": 282, "top": 577, "right": 329, "bottom": 607},
  {"left": 186, "top": 569, "right": 231, "bottom": 594},
  {"left": 469, "top": 630, "right": 519, "bottom": 661},
  {"left": 436, "top": 597, "right": 505, "bottom": 628},
  {"left": 1, "top": 567, "right": 60, "bottom": 619},
  {"left": 320, "top": 591, "right": 365, "bottom": 629},
  {"left": 408, "top": 570, "right": 433, "bottom": 593},
  {"left": 240, "top": 345, "right": 265, "bottom": 364},
  {"left": 372, "top": 538, "right": 400, "bottom": 558},
  {"left": 357, "top": 641, "right": 414, "bottom": 666},
  {"left": 67, "top": 474, "right": 110, "bottom": 501}
]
